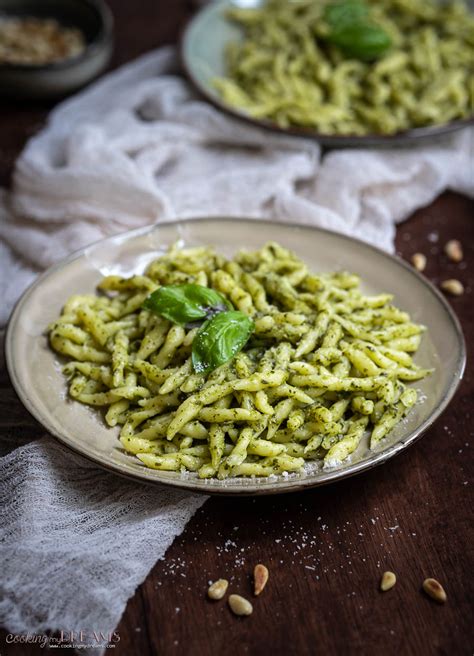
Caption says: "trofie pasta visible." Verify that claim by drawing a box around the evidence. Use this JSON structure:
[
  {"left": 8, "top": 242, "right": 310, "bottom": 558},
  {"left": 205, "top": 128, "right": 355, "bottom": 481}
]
[
  {"left": 213, "top": 0, "right": 474, "bottom": 135},
  {"left": 48, "top": 242, "right": 432, "bottom": 478}
]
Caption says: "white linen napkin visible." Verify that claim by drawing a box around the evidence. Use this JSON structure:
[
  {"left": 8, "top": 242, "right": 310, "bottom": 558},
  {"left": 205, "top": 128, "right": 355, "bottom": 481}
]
[
  {"left": 0, "top": 45, "right": 472, "bottom": 649},
  {"left": 0, "top": 438, "right": 206, "bottom": 653}
]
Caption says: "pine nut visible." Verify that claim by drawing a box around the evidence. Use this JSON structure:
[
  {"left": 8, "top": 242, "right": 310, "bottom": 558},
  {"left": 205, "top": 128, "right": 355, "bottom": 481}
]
[
  {"left": 228, "top": 594, "right": 253, "bottom": 616},
  {"left": 207, "top": 579, "right": 228, "bottom": 600},
  {"left": 380, "top": 571, "right": 397, "bottom": 592},
  {"left": 440, "top": 279, "right": 464, "bottom": 296},
  {"left": 253, "top": 564, "right": 269, "bottom": 596},
  {"left": 444, "top": 239, "right": 463, "bottom": 263},
  {"left": 411, "top": 253, "right": 427, "bottom": 272},
  {"left": 422, "top": 578, "right": 447, "bottom": 603}
]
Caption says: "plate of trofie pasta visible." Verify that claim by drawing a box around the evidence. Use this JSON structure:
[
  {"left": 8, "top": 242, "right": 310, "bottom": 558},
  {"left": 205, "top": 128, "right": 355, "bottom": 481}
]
[
  {"left": 181, "top": 0, "right": 474, "bottom": 145},
  {"left": 6, "top": 219, "right": 465, "bottom": 493}
]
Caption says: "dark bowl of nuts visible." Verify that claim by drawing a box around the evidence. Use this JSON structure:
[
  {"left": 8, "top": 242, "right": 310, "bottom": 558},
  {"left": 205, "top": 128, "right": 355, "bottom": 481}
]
[{"left": 0, "top": 0, "right": 113, "bottom": 98}]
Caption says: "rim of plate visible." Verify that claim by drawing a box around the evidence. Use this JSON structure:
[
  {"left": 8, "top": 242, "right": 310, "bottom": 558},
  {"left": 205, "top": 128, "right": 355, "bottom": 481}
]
[
  {"left": 5, "top": 217, "right": 467, "bottom": 495},
  {"left": 180, "top": 0, "right": 474, "bottom": 147}
]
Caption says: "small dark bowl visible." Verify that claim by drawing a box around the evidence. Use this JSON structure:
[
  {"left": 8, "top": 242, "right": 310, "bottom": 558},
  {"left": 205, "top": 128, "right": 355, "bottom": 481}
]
[{"left": 0, "top": 0, "right": 113, "bottom": 99}]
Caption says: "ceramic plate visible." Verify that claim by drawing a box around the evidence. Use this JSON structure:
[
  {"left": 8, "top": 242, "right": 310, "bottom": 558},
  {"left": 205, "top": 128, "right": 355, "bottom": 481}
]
[
  {"left": 6, "top": 218, "right": 466, "bottom": 495},
  {"left": 181, "top": 0, "right": 473, "bottom": 148}
]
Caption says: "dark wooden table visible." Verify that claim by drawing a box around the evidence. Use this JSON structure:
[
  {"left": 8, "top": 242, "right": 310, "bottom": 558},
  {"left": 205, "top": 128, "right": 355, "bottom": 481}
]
[{"left": 1, "top": 2, "right": 473, "bottom": 655}]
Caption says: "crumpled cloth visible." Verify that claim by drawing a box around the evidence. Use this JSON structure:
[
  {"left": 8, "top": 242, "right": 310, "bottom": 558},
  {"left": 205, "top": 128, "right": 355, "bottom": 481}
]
[
  {"left": 0, "top": 45, "right": 472, "bottom": 651},
  {"left": 0, "top": 438, "right": 206, "bottom": 653}
]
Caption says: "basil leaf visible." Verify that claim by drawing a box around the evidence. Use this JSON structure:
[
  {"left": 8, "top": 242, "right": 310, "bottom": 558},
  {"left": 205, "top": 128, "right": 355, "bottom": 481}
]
[
  {"left": 323, "top": 0, "right": 368, "bottom": 29},
  {"left": 327, "top": 22, "right": 391, "bottom": 60},
  {"left": 192, "top": 311, "right": 254, "bottom": 375},
  {"left": 143, "top": 284, "right": 232, "bottom": 326},
  {"left": 323, "top": 0, "right": 391, "bottom": 61}
]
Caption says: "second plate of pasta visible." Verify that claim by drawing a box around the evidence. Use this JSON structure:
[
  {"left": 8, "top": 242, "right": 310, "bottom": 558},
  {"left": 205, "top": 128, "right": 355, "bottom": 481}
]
[
  {"left": 181, "top": 0, "right": 474, "bottom": 146},
  {"left": 6, "top": 218, "right": 465, "bottom": 494}
]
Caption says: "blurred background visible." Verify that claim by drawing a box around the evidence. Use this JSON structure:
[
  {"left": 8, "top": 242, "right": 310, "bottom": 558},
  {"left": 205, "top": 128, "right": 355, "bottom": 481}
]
[{"left": 0, "top": 0, "right": 197, "bottom": 187}]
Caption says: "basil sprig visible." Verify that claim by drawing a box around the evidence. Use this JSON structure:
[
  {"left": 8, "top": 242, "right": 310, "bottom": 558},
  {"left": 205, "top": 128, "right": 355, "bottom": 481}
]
[
  {"left": 323, "top": 0, "right": 391, "bottom": 61},
  {"left": 143, "top": 284, "right": 231, "bottom": 326},
  {"left": 192, "top": 311, "right": 255, "bottom": 375},
  {"left": 143, "top": 284, "right": 254, "bottom": 374}
]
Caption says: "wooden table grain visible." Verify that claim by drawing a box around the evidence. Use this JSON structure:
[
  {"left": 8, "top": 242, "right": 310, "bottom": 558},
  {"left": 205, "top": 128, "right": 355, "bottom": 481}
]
[{"left": 1, "top": 2, "right": 473, "bottom": 655}]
